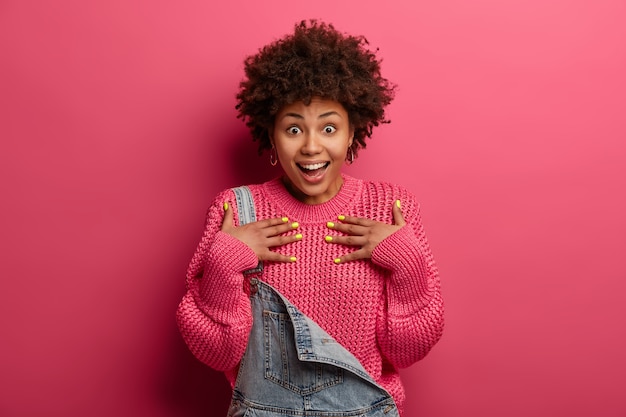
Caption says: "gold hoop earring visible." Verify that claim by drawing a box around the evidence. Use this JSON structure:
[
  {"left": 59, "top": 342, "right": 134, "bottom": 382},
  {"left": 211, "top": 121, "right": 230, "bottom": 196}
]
[
  {"left": 346, "top": 147, "right": 355, "bottom": 165},
  {"left": 270, "top": 146, "right": 278, "bottom": 166}
]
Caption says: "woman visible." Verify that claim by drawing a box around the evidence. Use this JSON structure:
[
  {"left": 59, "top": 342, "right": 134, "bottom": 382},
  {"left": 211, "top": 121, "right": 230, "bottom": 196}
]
[{"left": 176, "top": 20, "right": 444, "bottom": 417}]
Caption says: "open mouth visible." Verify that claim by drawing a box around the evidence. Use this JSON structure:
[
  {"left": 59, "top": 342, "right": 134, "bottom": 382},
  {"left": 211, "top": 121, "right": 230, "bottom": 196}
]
[{"left": 297, "top": 162, "right": 330, "bottom": 177}]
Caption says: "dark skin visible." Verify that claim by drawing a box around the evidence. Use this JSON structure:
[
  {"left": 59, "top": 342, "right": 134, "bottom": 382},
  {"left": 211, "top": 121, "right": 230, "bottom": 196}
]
[
  {"left": 221, "top": 98, "right": 406, "bottom": 264},
  {"left": 221, "top": 204, "right": 301, "bottom": 263},
  {"left": 221, "top": 200, "right": 406, "bottom": 264},
  {"left": 325, "top": 202, "right": 406, "bottom": 263}
]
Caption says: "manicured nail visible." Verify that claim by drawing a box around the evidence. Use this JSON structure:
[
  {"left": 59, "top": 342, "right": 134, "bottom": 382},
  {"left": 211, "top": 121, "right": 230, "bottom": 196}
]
[
  {"left": 291, "top": 222, "right": 299, "bottom": 229},
  {"left": 395, "top": 199, "right": 401, "bottom": 209},
  {"left": 281, "top": 217, "right": 289, "bottom": 223},
  {"left": 327, "top": 221, "right": 335, "bottom": 228},
  {"left": 337, "top": 215, "right": 345, "bottom": 221},
  {"left": 223, "top": 202, "right": 229, "bottom": 211},
  {"left": 289, "top": 256, "right": 297, "bottom": 262},
  {"left": 333, "top": 258, "right": 341, "bottom": 264},
  {"left": 295, "top": 234, "right": 303, "bottom": 240},
  {"left": 325, "top": 236, "right": 333, "bottom": 242}
]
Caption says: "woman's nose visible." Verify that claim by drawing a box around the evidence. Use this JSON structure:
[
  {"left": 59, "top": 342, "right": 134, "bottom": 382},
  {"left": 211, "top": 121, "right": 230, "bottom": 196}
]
[{"left": 301, "top": 133, "right": 322, "bottom": 154}]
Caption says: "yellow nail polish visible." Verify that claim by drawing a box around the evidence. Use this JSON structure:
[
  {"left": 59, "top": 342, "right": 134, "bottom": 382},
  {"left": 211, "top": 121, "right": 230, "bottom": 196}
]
[
  {"left": 337, "top": 215, "right": 345, "bottom": 221},
  {"left": 333, "top": 258, "right": 341, "bottom": 264},
  {"left": 291, "top": 222, "right": 299, "bottom": 229},
  {"left": 223, "top": 202, "right": 229, "bottom": 211},
  {"left": 290, "top": 256, "right": 297, "bottom": 262},
  {"left": 281, "top": 217, "right": 289, "bottom": 223},
  {"left": 325, "top": 236, "right": 333, "bottom": 242},
  {"left": 396, "top": 199, "right": 401, "bottom": 209},
  {"left": 327, "top": 221, "right": 335, "bottom": 228},
  {"left": 295, "top": 234, "right": 303, "bottom": 240}
]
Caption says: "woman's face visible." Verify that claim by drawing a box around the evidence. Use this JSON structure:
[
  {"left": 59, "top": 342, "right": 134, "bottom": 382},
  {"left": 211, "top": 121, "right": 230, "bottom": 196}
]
[{"left": 271, "top": 97, "right": 354, "bottom": 205}]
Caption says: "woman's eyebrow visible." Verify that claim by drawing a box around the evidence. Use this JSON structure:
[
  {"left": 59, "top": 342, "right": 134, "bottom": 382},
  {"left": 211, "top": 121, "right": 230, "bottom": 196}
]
[
  {"left": 280, "top": 111, "right": 342, "bottom": 120},
  {"left": 319, "top": 111, "right": 342, "bottom": 119},
  {"left": 281, "top": 112, "right": 304, "bottom": 120}
]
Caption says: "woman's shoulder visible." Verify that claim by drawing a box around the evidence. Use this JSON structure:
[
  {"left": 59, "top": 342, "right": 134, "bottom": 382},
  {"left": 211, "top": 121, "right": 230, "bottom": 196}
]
[
  {"left": 347, "top": 176, "right": 422, "bottom": 221},
  {"left": 208, "top": 178, "right": 282, "bottom": 214},
  {"left": 353, "top": 176, "right": 418, "bottom": 201},
  {"left": 213, "top": 177, "right": 279, "bottom": 198}
]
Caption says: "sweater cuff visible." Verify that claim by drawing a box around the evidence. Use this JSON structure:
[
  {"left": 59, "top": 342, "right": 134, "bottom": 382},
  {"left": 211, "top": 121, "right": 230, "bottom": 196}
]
[
  {"left": 196, "top": 231, "right": 259, "bottom": 320},
  {"left": 371, "top": 226, "right": 434, "bottom": 313}
]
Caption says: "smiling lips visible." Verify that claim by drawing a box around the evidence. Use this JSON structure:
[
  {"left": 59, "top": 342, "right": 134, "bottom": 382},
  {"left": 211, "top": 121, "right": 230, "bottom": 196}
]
[{"left": 297, "top": 161, "right": 330, "bottom": 180}]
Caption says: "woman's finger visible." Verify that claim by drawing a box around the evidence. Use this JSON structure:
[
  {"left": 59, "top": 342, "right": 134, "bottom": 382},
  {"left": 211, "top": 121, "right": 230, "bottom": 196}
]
[
  {"left": 335, "top": 215, "right": 374, "bottom": 226},
  {"left": 333, "top": 248, "right": 368, "bottom": 264},
  {"left": 326, "top": 221, "right": 367, "bottom": 236},
  {"left": 392, "top": 200, "right": 406, "bottom": 227},
  {"left": 220, "top": 201, "right": 234, "bottom": 231},
  {"left": 266, "top": 233, "right": 303, "bottom": 248},
  {"left": 260, "top": 250, "right": 298, "bottom": 263},
  {"left": 236, "top": 217, "right": 296, "bottom": 238},
  {"left": 262, "top": 221, "right": 299, "bottom": 237},
  {"left": 256, "top": 216, "right": 291, "bottom": 229},
  {"left": 324, "top": 234, "right": 367, "bottom": 247}
]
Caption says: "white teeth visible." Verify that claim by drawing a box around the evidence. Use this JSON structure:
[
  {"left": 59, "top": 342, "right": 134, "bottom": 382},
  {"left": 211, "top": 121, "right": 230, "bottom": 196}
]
[{"left": 299, "top": 162, "right": 327, "bottom": 170}]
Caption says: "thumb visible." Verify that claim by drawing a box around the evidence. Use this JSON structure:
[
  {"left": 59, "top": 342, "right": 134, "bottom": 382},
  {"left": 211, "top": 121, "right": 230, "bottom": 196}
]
[
  {"left": 392, "top": 199, "right": 406, "bottom": 227},
  {"left": 221, "top": 201, "right": 234, "bottom": 231}
]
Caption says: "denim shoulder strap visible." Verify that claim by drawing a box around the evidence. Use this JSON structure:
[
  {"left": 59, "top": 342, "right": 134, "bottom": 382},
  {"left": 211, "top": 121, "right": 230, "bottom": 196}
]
[
  {"left": 232, "top": 185, "right": 256, "bottom": 225},
  {"left": 232, "top": 186, "right": 263, "bottom": 276}
]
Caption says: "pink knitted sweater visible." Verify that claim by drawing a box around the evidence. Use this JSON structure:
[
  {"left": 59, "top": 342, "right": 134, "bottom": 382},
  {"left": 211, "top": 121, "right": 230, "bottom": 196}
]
[{"left": 176, "top": 174, "right": 444, "bottom": 415}]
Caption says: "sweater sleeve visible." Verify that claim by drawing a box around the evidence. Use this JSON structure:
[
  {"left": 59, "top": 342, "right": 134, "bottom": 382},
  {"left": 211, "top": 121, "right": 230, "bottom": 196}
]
[
  {"left": 371, "top": 192, "right": 444, "bottom": 369},
  {"left": 175, "top": 189, "right": 259, "bottom": 372}
]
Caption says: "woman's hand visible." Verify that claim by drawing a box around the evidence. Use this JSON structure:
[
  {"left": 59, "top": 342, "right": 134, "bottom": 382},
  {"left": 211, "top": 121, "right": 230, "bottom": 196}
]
[
  {"left": 325, "top": 200, "right": 405, "bottom": 264},
  {"left": 221, "top": 203, "right": 301, "bottom": 263}
]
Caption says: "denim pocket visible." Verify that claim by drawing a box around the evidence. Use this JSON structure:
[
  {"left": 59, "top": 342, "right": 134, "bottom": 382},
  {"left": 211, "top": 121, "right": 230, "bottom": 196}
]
[
  {"left": 365, "top": 403, "right": 399, "bottom": 416},
  {"left": 263, "top": 310, "right": 343, "bottom": 394}
]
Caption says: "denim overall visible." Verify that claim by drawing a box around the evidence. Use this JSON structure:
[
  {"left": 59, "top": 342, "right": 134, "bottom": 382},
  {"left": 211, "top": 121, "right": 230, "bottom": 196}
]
[{"left": 227, "top": 186, "right": 398, "bottom": 417}]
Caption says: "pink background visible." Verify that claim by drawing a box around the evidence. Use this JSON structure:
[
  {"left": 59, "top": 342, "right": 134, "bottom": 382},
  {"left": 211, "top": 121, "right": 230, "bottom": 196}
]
[{"left": 1, "top": 1, "right": 625, "bottom": 416}]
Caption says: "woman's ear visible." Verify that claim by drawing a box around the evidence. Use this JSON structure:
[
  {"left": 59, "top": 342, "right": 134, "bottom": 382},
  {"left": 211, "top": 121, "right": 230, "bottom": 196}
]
[{"left": 349, "top": 125, "right": 355, "bottom": 147}]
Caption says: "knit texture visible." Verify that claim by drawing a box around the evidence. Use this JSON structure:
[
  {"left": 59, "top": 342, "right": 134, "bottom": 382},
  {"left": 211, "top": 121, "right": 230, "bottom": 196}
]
[{"left": 176, "top": 174, "right": 444, "bottom": 416}]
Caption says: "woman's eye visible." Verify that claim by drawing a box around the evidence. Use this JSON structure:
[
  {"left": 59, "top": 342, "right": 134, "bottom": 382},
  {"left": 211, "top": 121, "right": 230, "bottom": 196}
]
[
  {"left": 323, "top": 125, "right": 337, "bottom": 134},
  {"left": 287, "top": 126, "right": 301, "bottom": 135}
]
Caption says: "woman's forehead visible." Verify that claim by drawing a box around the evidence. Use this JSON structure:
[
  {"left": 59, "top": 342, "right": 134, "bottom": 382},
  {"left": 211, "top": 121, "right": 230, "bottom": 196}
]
[{"left": 276, "top": 98, "right": 348, "bottom": 119}]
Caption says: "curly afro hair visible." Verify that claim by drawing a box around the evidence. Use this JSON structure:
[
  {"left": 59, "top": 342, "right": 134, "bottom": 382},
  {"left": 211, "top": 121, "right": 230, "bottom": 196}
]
[{"left": 235, "top": 20, "right": 396, "bottom": 157}]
